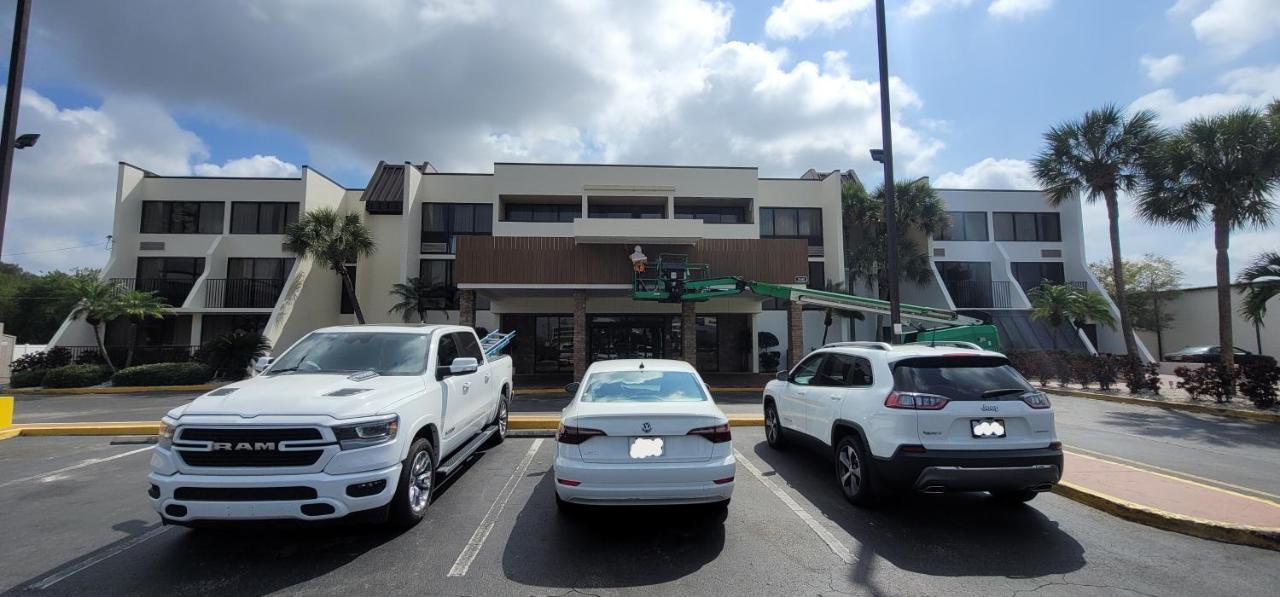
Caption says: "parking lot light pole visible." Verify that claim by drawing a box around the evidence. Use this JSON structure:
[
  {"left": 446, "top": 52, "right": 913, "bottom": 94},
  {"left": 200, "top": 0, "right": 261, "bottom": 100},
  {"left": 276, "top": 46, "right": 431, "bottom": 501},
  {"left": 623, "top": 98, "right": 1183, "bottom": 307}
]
[
  {"left": 874, "top": 0, "right": 902, "bottom": 343},
  {"left": 0, "top": 0, "right": 33, "bottom": 257}
]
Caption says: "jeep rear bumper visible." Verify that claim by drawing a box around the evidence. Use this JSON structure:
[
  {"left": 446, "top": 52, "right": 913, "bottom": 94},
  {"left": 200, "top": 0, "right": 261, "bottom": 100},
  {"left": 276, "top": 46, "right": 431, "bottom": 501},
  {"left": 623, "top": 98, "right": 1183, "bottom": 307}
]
[{"left": 873, "top": 447, "right": 1063, "bottom": 493}]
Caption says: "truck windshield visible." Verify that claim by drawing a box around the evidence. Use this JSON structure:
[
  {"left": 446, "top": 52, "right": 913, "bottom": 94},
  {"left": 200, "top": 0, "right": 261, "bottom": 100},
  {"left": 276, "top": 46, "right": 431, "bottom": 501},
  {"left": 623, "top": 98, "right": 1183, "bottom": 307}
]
[
  {"left": 892, "top": 356, "right": 1033, "bottom": 402},
  {"left": 269, "top": 332, "right": 430, "bottom": 376},
  {"left": 580, "top": 371, "right": 708, "bottom": 403}
]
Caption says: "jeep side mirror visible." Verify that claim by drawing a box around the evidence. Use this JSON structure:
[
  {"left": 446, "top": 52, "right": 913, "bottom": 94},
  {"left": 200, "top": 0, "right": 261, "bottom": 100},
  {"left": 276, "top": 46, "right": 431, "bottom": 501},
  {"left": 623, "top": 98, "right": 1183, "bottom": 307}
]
[
  {"left": 564, "top": 382, "right": 580, "bottom": 395},
  {"left": 776, "top": 370, "right": 789, "bottom": 382},
  {"left": 254, "top": 356, "right": 274, "bottom": 373}
]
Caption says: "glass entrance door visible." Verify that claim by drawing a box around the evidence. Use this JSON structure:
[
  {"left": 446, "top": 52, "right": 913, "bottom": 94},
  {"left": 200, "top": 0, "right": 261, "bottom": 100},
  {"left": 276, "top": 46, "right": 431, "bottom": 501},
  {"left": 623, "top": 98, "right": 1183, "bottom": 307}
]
[{"left": 588, "top": 315, "right": 678, "bottom": 363}]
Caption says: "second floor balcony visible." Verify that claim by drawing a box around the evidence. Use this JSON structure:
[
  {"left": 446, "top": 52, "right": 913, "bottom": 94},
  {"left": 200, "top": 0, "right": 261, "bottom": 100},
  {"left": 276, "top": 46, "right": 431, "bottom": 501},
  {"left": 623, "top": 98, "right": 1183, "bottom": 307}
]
[
  {"left": 109, "top": 278, "right": 196, "bottom": 307},
  {"left": 944, "top": 280, "right": 1017, "bottom": 309},
  {"left": 203, "top": 278, "right": 287, "bottom": 309}
]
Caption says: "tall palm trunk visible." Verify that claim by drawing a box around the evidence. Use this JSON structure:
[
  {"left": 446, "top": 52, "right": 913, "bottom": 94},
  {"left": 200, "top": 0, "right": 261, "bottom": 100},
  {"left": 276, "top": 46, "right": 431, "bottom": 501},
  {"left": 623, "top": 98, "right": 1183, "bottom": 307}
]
[
  {"left": 337, "top": 265, "right": 366, "bottom": 324},
  {"left": 125, "top": 320, "right": 139, "bottom": 368},
  {"left": 1105, "top": 190, "right": 1139, "bottom": 357},
  {"left": 1213, "top": 211, "right": 1235, "bottom": 371},
  {"left": 89, "top": 318, "right": 116, "bottom": 373}
]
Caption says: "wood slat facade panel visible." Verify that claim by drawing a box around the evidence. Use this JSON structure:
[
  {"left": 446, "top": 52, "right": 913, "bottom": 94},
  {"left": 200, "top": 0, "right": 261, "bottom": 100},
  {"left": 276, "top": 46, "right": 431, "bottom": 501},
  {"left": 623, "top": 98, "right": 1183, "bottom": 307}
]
[{"left": 455, "top": 236, "right": 808, "bottom": 285}]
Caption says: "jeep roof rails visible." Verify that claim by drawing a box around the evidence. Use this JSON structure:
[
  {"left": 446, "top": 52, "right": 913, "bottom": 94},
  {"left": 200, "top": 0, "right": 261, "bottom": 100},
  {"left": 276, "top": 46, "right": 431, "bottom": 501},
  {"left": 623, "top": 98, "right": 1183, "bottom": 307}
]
[
  {"left": 905, "top": 340, "right": 983, "bottom": 350},
  {"left": 822, "top": 341, "right": 894, "bottom": 351}
]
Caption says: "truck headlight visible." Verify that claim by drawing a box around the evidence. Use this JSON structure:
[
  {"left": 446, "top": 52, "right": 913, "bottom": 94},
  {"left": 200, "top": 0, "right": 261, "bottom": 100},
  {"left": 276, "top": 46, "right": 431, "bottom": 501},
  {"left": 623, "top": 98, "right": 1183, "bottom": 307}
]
[
  {"left": 334, "top": 416, "right": 399, "bottom": 450},
  {"left": 158, "top": 421, "right": 177, "bottom": 448}
]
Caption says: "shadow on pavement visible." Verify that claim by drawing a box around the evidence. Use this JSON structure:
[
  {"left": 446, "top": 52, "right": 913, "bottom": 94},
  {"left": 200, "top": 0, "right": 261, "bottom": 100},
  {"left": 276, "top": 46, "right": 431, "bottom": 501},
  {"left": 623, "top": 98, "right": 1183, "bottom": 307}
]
[
  {"left": 501, "top": 473, "right": 727, "bottom": 588},
  {"left": 1097, "top": 407, "right": 1280, "bottom": 449},
  {"left": 750, "top": 440, "right": 1087, "bottom": 580}
]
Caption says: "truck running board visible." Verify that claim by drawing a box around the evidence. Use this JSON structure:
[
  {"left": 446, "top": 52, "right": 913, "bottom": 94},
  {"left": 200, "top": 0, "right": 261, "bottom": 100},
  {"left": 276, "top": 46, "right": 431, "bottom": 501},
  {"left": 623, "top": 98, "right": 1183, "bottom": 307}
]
[{"left": 436, "top": 424, "right": 499, "bottom": 477}]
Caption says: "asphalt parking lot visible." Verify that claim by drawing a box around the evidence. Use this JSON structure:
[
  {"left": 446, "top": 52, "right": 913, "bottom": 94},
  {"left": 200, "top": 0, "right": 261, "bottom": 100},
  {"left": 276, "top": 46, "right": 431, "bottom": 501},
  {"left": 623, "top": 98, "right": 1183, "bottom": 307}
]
[{"left": 2, "top": 429, "right": 1278, "bottom": 596}]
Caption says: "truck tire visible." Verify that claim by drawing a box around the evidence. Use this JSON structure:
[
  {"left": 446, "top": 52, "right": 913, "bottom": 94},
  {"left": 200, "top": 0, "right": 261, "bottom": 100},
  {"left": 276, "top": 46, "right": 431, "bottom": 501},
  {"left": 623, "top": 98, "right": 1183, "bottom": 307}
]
[
  {"left": 484, "top": 395, "right": 509, "bottom": 448},
  {"left": 835, "top": 435, "right": 878, "bottom": 507},
  {"left": 389, "top": 438, "right": 435, "bottom": 528}
]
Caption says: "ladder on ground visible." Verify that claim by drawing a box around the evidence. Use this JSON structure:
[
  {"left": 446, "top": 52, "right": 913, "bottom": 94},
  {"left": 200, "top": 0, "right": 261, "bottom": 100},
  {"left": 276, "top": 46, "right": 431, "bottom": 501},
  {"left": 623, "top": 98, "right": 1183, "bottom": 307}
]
[{"left": 479, "top": 330, "right": 516, "bottom": 357}]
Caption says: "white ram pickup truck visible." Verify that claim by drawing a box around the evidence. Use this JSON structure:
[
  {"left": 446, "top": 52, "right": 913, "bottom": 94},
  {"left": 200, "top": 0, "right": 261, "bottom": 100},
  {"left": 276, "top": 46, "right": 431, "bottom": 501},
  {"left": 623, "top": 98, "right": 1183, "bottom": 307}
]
[{"left": 148, "top": 324, "right": 513, "bottom": 528}]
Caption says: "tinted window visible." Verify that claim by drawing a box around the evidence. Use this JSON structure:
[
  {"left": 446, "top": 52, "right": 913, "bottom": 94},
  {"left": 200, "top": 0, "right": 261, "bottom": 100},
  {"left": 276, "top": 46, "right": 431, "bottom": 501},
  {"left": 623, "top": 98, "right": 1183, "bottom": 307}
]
[
  {"left": 437, "top": 333, "right": 459, "bottom": 366},
  {"left": 140, "top": 201, "right": 224, "bottom": 234},
  {"left": 455, "top": 332, "right": 485, "bottom": 362},
  {"left": 760, "top": 207, "right": 822, "bottom": 246},
  {"left": 419, "top": 259, "right": 459, "bottom": 310},
  {"left": 421, "top": 203, "right": 493, "bottom": 253},
  {"left": 580, "top": 371, "right": 708, "bottom": 402},
  {"left": 790, "top": 354, "right": 825, "bottom": 386},
  {"left": 503, "top": 203, "right": 581, "bottom": 222},
  {"left": 230, "top": 202, "right": 299, "bottom": 234},
  {"left": 892, "top": 356, "right": 1033, "bottom": 401},
  {"left": 821, "top": 353, "right": 873, "bottom": 386},
  {"left": 994, "top": 212, "right": 1060, "bottom": 242},
  {"left": 268, "top": 332, "right": 430, "bottom": 376}
]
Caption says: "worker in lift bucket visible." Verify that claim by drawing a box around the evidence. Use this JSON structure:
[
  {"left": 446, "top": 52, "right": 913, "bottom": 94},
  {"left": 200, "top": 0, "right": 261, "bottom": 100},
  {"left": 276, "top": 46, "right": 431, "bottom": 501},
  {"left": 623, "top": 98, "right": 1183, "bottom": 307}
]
[{"left": 630, "top": 245, "right": 648, "bottom": 273}]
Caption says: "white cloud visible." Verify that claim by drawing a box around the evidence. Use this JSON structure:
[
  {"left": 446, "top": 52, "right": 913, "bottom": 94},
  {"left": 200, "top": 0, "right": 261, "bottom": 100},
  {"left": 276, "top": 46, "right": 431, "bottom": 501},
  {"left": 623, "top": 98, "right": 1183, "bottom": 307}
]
[
  {"left": 902, "top": 0, "right": 974, "bottom": 19},
  {"left": 934, "top": 157, "right": 1037, "bottom": 189},
  {"left": 1139, "top": 54, "right": 1185, "bottom": 83},
  {"left": 37, "top": 0, "right": 944, "bottom": 182},
  {"left": 1128, "top": 63, "right": 1280, "bottom": 125},
  {"left": 764, "top": 0, "right": 871, "bottom": 40},
  {"left": 986, "top": 0, "right": 1053, "bottom": 20},
  {"left": 1173, "top": 0, "right": 1280, "bottom": 58},
  {"left": 193, "top": 155, "right": 300, "bottom": 177}
]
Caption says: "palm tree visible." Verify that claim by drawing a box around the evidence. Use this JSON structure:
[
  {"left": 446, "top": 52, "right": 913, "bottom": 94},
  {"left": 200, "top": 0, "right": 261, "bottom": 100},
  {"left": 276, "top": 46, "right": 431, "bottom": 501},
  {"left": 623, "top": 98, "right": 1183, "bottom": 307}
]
[
  {"left": 1028, "top": 283, "right": 1116, "bottom": 350},
  {"left": 843, "top": 177, "right": 948, "bottom": 340},
  {"left": 1237, "top": 251, "right": 1280, "bottom": 326},
  {"left": 285, "top": 208, "right": 376, "bottom": 324},
  {"left": 199, "top": 331, "right": 271, "bottom": 379},
  {"left": 1138, "top": 107, "right": 1280, "bottom": 369},
  {"left": 388, "top": 277, "right": 450, "bottom": 323},
  {"left": 1033, "top": 104, "right": 1163, "bottom": 358},
  {"left": 115, "top": 289, "right": 172, "bottom": 368},
  {"left": 67, "top": 276, "right": 124, "bottom": 372}
]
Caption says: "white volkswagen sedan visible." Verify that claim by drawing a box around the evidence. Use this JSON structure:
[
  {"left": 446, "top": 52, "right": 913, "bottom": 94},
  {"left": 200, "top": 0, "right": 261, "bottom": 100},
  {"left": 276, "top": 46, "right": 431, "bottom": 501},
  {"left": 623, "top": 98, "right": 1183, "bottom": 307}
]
[{"left": 553, "top": 359, "right": 735, "bottom": 510}]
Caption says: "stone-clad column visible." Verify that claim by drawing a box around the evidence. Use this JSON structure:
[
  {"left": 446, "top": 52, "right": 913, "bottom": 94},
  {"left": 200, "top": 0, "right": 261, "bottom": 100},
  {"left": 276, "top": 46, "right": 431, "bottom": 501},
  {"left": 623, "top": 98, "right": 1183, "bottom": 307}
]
[
  {"left": 458, "top": 290, "right": 476, "bottom": 328},
  {"left": 788, "top": 300, "right": 804, "bottom": 369},
  {"left": 681, "top": 301, "right": 697, "bottom": 367},
  {"left": 573, "top": 291, "right": 587, "bottom": 380}
]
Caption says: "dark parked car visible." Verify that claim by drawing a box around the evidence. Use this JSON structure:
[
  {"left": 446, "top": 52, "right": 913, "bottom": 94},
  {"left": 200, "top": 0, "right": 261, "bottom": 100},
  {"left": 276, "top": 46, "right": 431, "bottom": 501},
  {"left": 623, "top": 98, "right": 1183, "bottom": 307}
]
[{"left": 1163, "top": 346, "right": 1277, "bottom": 366}]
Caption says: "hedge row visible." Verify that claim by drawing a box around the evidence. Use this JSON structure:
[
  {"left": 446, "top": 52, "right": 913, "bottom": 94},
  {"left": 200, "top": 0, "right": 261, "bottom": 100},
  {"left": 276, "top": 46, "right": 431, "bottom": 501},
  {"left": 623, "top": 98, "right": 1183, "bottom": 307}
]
[
  {"left": 111, "top": 362, "right": 214, "bottom": 387},
  {"left": 41, "top": 365, "right": 112, "bottom": 389}
]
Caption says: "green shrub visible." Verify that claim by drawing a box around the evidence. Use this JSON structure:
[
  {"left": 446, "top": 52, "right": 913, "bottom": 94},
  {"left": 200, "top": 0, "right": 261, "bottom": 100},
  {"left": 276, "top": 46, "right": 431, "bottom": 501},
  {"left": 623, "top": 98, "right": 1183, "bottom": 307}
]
[
  {"left": 42, "top": 364, "right": 111, "bottom": 389},
  {"left": 111, "top": 362, "right": 214, "bottom": 387},
  {"left": 1122, "top": 358, "right": 1162, "bottom": 394},
  {"left": 1238, "top": 363, "right": 1280, "bottom": 409},
  {"left": 10, "top": 368, "right": 48, "bottom": 388},
  {"left": 11, "top": 347, "right": 72, "bottom": 372},
  {"left": 1176, "top": 364, "right": 1233, "bottom": 402},
  {"left": 196, "top": 332, "right": 271, "bottom": 380}
]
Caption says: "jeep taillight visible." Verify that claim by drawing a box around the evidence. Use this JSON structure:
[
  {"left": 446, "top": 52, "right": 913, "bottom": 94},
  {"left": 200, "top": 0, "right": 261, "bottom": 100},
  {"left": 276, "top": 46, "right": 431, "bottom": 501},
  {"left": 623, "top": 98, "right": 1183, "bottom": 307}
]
[
  {"left": 884, "top": 391, "right": 949, "bottom": 410},
  {"left": 556, "top": 424, "right": 606, "bottom": 445},
  {"left": 1022, "top": 391, "right": 1052, "bottom": 409}
]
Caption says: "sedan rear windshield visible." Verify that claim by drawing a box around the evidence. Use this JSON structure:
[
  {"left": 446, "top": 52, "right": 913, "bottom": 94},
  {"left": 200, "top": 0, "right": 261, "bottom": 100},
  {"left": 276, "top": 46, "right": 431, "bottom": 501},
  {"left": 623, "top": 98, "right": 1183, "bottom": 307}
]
[
  {"left": 892, "top": 356, "right": 1033, "bottom": 402},
  {"left": 580, "top": 371, "right": 708, "bottom": 403}
]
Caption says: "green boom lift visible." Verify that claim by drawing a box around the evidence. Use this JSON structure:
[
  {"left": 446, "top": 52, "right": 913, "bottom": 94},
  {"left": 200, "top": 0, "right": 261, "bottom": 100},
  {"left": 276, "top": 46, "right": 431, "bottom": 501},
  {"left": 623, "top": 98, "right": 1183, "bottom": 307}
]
[{"left": 632, "top": 253, "right": 1001, "bottom": 351}]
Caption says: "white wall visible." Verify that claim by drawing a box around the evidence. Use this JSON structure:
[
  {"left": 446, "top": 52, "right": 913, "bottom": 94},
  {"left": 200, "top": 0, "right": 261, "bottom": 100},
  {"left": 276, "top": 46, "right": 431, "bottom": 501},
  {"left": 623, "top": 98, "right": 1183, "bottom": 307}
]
[{"left": 1137, "top": 286, "right": 1280, "bottom": 358}]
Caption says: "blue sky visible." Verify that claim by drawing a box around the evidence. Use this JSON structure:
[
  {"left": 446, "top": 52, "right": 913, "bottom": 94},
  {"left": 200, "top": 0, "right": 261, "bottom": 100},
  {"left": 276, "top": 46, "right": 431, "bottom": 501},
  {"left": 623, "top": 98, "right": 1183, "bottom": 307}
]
[{"left": 1, "top": 0, "right": 1277, "bottom": 285}]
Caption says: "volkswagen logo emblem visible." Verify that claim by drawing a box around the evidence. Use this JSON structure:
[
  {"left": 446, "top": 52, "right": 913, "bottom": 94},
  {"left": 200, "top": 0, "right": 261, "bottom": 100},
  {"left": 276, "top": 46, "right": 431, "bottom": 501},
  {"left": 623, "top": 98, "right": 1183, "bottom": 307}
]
[{"left": 641, "top": 422, "right": 652, "bottom": 433}]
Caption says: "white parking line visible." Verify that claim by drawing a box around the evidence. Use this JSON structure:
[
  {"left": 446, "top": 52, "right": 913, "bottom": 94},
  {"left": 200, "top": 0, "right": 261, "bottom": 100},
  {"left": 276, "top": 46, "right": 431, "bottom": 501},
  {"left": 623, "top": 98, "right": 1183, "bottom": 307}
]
[
  {"left": 734, "top": 448, "right": 855, "bottom": 565},
  {"left": 27, "top": 525, "right": 172, "bottom": 590},
  {"left": 447, "top": 438, "right": 543, "bottom": 577},
  {"left": 0, "top": 446, "right": 153, "bottom": 490}
]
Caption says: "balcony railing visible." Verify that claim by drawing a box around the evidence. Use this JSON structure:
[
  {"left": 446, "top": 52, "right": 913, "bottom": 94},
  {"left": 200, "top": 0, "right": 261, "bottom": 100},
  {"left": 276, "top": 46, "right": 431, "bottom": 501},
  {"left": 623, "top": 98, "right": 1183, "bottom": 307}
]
[
  {"left": 204, "top": 278, "right": 286, "bottom": 309},
  {"left": 946, "top": 280, "right": 1014, "bottom": 309},
  {"left": 108, "top": 278, "right": 195, "bottom": 307}
]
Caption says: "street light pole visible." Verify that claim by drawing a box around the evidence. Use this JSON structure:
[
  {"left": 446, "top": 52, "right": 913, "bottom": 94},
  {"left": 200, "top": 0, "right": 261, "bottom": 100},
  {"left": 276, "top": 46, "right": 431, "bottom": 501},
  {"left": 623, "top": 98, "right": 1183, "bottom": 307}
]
[
  {"left": 0, "top": 0, "right": 32, "bottom": 257},
  {"left": 874, "top": 0, "right": 901, "bottom": 342}
]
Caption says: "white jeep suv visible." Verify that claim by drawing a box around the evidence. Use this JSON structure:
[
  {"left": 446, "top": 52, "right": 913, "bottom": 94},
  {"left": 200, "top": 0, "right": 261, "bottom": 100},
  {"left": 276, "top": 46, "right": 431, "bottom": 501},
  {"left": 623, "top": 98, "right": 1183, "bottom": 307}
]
[{"left": 762, "top": 342, "right": 1061, "bottom": 505}]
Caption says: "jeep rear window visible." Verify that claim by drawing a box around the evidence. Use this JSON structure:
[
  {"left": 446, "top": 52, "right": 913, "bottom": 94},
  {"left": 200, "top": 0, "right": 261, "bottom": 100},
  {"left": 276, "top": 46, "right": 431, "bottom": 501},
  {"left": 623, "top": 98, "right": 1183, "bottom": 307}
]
[{"left": 892, "top": 356, "right": 1033, "bottom": 401}]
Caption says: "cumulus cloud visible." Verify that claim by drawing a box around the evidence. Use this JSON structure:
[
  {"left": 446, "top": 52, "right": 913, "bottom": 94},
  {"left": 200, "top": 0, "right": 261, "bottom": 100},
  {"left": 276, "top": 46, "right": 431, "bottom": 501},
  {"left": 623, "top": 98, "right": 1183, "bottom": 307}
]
[
  {"left": 35, "top": 0, "right": 943, "bottom": 181},
  {"left": 1172, "top": 0, "right": 1280, "bottom": 58},
  {"left": 902, "top": 0, "right": 974, "bottom": 19},
  {"left": 1129, "top": 63, "right": 1280, "bottom": 125},
  {"left": 764, "top": 0, "right": 871, "bottom": 39},
  {"left": 193, "top": 155, "right": 300, "bottom": 177},
  {"left": 986, "top": 0, "right": 1053, "bottom": 20},
  {"left": 1139, "top": 54, "right": 1185, "bottom": 83},
  {"left": 934, "top": 158, "right": 1037, "bottom": 189}
]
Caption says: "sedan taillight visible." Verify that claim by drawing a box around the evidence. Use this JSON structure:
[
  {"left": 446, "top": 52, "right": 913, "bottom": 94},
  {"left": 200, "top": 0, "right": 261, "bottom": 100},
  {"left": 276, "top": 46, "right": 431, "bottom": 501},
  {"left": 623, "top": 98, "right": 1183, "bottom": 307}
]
[
  {"left": 884, "top": 391, "right": 949, "bottom": 410},
  {"left": 687, "top": 423, "right": 732, "bottom": 443},
  {"left": 556, "top": 424, "right": 606, "bottom": 445}
]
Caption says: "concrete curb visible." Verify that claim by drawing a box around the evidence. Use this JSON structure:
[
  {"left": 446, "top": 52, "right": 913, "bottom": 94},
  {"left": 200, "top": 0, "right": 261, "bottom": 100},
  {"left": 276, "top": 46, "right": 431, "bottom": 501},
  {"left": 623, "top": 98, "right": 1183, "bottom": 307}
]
[
  {"left": 1047, "top": 388, "right": 1280, "bottom": 424},
  {"left": 1052, "top": 480, "right": 1280, "bottom": 552},
  {"left": 7, "top": 384, "right": 221, "bottom": 396}
]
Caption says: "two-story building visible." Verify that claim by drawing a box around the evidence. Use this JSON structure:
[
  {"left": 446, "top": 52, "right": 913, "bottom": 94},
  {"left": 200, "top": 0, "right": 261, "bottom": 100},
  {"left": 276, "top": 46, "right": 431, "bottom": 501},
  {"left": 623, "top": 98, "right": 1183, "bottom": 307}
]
[{"left": 47, "top": 161, "right": 1147, "bottom": 380}]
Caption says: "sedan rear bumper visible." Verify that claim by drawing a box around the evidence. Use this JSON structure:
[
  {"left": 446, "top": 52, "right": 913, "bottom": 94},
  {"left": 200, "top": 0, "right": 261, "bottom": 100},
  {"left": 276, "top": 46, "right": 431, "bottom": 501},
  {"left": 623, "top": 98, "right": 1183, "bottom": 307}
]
[
  {"left": 553, "top": 451, "right": 735, "bottom": 506},
  {"left": 873, "top": 447, "right": 1063, "bottom": 493}
]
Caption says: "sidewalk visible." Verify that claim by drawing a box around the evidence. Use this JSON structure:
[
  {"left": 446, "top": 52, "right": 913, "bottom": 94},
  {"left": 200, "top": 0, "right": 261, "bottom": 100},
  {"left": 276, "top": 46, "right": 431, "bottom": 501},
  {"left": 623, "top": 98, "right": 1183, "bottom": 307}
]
[{"left": 1059, "top": 451, "right": 1280, "bottom": 549}]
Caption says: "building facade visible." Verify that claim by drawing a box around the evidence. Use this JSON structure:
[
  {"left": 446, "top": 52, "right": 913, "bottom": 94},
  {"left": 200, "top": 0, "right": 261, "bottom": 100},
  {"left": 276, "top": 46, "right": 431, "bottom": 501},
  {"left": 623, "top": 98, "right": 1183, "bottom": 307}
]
[{"left": 47, "top": 162, "right": 1147, "bottom": 379}]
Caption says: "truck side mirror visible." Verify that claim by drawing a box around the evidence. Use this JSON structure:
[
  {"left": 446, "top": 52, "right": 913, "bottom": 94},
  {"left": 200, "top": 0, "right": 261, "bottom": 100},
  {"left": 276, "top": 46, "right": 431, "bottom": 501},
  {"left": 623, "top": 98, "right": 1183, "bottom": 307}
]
[
  {"left": 775, "top": 370, "right": 789, "bottom": 382},
  {"left": 564, "top": 382, "right": 580, "bottom": 395},
  {"left": 254, "top": 356, "right": 274, "bottom": 373},
  {"left": 439, "top": 357, "right": 479, "bottom": 378}
]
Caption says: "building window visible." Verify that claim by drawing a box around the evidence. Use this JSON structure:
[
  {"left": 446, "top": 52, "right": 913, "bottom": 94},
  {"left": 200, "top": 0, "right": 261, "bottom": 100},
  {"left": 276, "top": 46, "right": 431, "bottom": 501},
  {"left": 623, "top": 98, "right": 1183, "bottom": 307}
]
[
  {"left": 587, "top": 204, "right": 665, "bottom": 219},
  {"left": 422, "top": 203, "right": 493, "bottom": 253},
  {"left": 340, "top": 265, "right": 357, "bottom": 315},
  {"left": 760, "top": 207, "right": 823, "bottom": 247},
  {"left": 993, "top": 212, "right": 1061, "bottom": 242},
  {"left": 696, "top": 316, "right": 719, "bottom": 372},
  {"left": 674, "top": 205, "right": 749, "bottom": 224},
  {"left": 935, "top": 211, "right": 989, "bottom": 241},
  {"left": 534, "top": 316, "right": 574, "bottom": 373},
  {"left": 1011, "top": 262, "right": 1066, "bottom": 294},
  {"left": 220, "top": 258, "right": 293, "bottom": 309},
  {"left": 140, "top": 201, "right": 224, "bottom": 234},
  {"left": 419, "top": 259, "right": 458, "bottom": 310},
  {"left": 503, "top": 203, "right": 581, "bottom": 222},
  {"left": 202, "top": 314, "right": 270, "bottom": 342},
  {"left": 134, "top": 257, "right": 205, "bottom": 306},
  {"left": 230, "top": 202, "right": 300, "bottom": 234}
]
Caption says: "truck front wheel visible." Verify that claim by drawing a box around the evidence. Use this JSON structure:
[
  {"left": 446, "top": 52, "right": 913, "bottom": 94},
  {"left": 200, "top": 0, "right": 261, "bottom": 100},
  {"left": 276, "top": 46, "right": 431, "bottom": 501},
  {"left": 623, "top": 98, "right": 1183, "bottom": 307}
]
[
  {"left": 485, "top": 395, "right": 509, "bottom": 448},
  {"left": 389, "top": 438, "right": 435, "bottom": 527}
]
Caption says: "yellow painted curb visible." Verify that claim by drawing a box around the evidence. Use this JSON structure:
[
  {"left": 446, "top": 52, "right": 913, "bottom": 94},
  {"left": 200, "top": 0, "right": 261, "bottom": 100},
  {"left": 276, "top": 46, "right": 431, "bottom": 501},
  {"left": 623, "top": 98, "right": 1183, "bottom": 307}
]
[
  {"left": 8, "top": 384, "right": 220, "bottom": 396},
  {"left": 8, "top": 422, "right": 161, "bottom": 436},
  {"left": 0, "top": 427, "right": 19, "bottom": 441},
  {"left": 1052, "top": 480, "right": 1280, "bottom": 552},
  {"left": 1049, "top": 388, "right": 1280, "bottom": 424}
]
